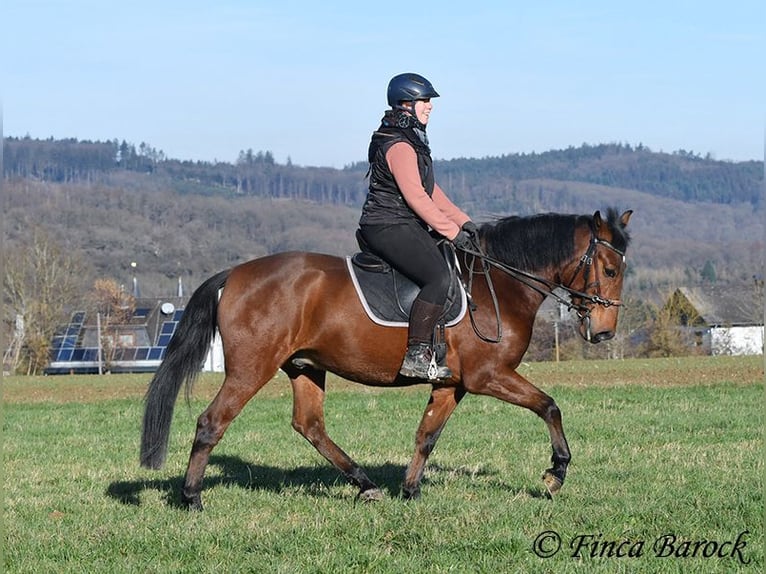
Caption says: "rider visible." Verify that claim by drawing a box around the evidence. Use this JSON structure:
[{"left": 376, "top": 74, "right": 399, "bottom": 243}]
[{"left": 358, "top": 72, "right": 479, "bottom": 380}]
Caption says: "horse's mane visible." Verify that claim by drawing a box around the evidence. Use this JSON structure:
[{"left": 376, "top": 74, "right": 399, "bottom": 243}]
[{"left": 481, "top": 208, "right": 631, "bottom": 271}]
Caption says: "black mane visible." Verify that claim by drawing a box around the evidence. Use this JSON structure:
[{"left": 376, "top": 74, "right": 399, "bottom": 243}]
[{"left": 481, "top": 209, "right": 631, "bottom": 271}]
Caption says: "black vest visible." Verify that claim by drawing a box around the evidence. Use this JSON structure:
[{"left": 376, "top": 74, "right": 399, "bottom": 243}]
[{"left": 359, "top": 116, "right": 435, "bottom": 227}]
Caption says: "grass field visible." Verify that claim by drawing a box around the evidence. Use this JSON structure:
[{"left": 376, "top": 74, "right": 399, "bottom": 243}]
[{"left": 3, "top": 356, "right": 764, "bottom": 573}]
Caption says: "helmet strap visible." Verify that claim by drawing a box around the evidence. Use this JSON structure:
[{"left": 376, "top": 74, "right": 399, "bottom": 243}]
[{"left": 393, "top": 101, "right": 414, "bottom": 114}]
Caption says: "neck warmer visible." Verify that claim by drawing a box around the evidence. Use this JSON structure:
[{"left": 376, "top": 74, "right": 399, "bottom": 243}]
[{"left": 381, "top": 109, "right": 430, "bottom": 152}]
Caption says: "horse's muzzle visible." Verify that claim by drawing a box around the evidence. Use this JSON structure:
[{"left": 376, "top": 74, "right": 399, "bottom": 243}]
[
  {"left": 579, "top": 315, "right": 615, "bottom": 344},
  {"left": 589, "top": 330, "right": 615, "bottom": 344}
]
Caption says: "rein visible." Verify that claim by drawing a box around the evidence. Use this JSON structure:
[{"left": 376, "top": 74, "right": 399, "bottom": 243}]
[{"left": 455, "top": 231, "right": 626, "bottom": 343}]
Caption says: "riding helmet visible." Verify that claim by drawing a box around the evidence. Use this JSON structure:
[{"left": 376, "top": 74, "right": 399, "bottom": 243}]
[{"left": 387, "top": 73, "right": 440, "bottom": 107}]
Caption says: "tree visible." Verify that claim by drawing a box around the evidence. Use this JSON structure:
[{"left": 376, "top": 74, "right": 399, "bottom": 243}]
[
  {"left": 611, "top": 296, "right": 654, "bottom": 358},
  {"left": 86, "top": 278, "right": 135, "bottom": 372},
  {"left": 700, "top": 260, "right": 717, "bottom": 283},
  {"left": 643, "top": 294, "right": 702, "bottom": 358},
  {"left": 3, "top": 230, "right": 87, "bottom": 374}
]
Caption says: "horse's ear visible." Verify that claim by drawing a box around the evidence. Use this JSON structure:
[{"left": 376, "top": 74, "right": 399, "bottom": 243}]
[
  {"left": 619, "top": 210, "right": 633, "bottom": 227},
  {"left": 593, "top": 210, "right": 603, "bottom": 230}
]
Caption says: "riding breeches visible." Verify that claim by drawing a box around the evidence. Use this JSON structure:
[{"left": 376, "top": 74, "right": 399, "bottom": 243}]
[
  {"left": 359, "top": 222, "right": 451, "bottom": 345},
  {"left": 359, "top": 221, "right": 451, "bottom": 306}
]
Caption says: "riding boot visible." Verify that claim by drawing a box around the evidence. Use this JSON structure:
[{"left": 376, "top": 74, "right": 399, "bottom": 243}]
[{"left": 400, "top": 299, "right": 452, "bottom": 380}]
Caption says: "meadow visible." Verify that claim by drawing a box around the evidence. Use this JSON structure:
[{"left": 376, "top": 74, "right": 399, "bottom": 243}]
[{"left": 3, "top": 356, "right": 763, "bottom": 573}]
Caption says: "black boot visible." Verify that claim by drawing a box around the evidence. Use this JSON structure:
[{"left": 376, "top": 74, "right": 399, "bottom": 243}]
[
  {"left": 400, "top": 342, "right": 452, "bottom": 380},
  {"left": 399, "top": 299, "right": 452, "bottom": 380}
]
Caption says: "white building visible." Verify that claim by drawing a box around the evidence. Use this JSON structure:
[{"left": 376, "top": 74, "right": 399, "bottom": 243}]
[{"left": 667, "top": 283, "right": 764, "bottom": 356}]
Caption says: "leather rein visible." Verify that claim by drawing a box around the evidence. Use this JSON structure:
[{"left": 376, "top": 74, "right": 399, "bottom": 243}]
[{"left": 455, "top": 230, "right": 627, "bottom": 344}]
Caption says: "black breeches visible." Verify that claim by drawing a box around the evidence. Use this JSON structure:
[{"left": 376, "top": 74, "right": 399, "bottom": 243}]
[{"left": 359, "top": 222, "right": 451, "bottom": 306}]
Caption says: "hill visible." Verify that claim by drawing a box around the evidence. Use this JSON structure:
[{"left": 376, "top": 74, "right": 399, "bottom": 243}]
[{"left": 2, "top": 137, "right": 763, "bottom": 299}]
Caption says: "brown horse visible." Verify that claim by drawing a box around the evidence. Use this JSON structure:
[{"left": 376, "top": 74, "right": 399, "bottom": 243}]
[{"left": 141, "top": 208, "right": 632, "bottom": 510}]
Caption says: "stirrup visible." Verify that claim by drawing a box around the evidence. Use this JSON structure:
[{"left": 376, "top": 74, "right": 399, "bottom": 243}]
[{"left": 399, "top": 343, "right": 452, "bottom": 380}]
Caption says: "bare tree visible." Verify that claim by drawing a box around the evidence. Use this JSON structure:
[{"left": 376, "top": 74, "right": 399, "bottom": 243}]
[
  {"left": 3, "top": 230, "right": 87, "bottom": 374},
  {"left": 86, "top": 278, "right": 135, "bottom": 372}
]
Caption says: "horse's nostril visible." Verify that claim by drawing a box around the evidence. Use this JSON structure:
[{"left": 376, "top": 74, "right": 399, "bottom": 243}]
[{"left": 591, "top": 331, "right": 614, "bottom": 344}]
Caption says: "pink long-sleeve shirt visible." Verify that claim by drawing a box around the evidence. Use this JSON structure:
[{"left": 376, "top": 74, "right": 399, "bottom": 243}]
[{"left": 386, "top": 142, "right": 470, "bottom": 240}]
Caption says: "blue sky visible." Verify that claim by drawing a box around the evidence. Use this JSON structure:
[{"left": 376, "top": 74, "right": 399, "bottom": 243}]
[{"left": 3, "top": 0, "right": 764, "bottom": 167}]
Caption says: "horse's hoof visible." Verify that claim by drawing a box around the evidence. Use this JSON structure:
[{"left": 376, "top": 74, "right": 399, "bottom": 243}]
[
  {"left": 402, "top": 487, "right": 421, "bottom": 501},
  {"left": 182, "top": 494, "right": 204, "bottom": 511},
  {"left": 357, "top": 488, "right": 384, "bottom": 503},
  {"left": 542, "top": 471, "right": 563, "bottom": 497}
]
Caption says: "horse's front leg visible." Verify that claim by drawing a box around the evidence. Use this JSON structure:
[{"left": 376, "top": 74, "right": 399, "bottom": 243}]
[
  {"left": 467, "top": 370, "right": 570, "bottom": 496},
  {"left": 403, "top": 385, "right": 466, "bottom": 499}
]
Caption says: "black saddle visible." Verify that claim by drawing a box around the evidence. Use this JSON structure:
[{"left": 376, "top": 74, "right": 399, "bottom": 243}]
[{"left": 347, "top": 230, "right": 467, "bottom": 328}]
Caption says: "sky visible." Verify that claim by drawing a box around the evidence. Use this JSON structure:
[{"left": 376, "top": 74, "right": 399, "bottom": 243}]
[{"left": 3, "top": 0, "right": 764, "bottom": 168}]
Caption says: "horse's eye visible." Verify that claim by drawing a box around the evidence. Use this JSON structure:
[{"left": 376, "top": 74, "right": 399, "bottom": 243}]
[{"left": 604, "top": 267, "right": 617, "bottom": 278}]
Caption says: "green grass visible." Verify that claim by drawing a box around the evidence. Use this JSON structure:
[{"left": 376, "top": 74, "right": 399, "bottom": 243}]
[{"left": 3, "top": 356, "right": 764, "bottom": 573}]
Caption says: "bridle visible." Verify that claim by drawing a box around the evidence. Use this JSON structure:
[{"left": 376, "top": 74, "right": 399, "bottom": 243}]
[
  {"left": 457, "top": 228, "right": 627, "bottom": 343},
  {"left": 561, "top": 233, "right": 627, "bottom": 341}
]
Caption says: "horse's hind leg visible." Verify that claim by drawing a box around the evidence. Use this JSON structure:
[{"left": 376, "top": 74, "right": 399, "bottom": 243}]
[
  {"left": 403, "top": 385, "right": 466, "bottom": 499},
  {"left": 287, "top": 365, "right": 383, "bottom": 501},
  {"left": 182, "top": 369, "right": 273, "bottom": 510}
]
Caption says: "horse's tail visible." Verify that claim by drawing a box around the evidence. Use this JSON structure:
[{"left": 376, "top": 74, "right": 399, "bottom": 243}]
[{"left": 140, "top": 268, "right": 231, "bottom": 469}]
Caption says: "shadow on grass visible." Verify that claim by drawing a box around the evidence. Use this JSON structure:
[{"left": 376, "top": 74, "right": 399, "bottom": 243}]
[
  {"left": 107, "top": 455, "right": 547, "bottom": 508},
  {"left": 426, "top": 462, "right": 552, "bottom": 500},
  {"left": 107, "top": 455, "right": 407, "bottom": 509}
]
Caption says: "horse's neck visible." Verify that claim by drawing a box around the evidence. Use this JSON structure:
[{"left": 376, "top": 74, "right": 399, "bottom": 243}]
[{"left": 479, "top": 267, "right": 550, "bottom": 317}]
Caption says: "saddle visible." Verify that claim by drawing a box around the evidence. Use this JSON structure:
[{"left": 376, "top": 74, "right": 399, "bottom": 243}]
[{"left": 346, "top": 231, "right": 467, "bottom": 328}]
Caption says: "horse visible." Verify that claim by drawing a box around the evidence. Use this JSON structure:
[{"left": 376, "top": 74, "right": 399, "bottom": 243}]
[{"left": 140, "top": 208, "right": 632, "bottom": 510}]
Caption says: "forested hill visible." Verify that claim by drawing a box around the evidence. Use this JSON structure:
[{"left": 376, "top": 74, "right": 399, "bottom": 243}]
[
  {"left": 436, "top": 145, "right": 762, "bottom": 208},
  {"left": 4, "top": 135, "right": 762, "bottom": 298},
  {"left": 3, "top": 136, "right": 762, "bottom": 210}
]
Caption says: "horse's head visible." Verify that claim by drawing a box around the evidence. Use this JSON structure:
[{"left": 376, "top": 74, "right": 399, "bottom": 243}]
[{"left": 567, "top": 209, "right": 632, "bottom": 343}]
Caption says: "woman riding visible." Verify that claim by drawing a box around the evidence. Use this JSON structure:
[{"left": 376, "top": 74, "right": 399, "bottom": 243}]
[{"left": 358, "top": 72, "right": 479, "bottom": 380}]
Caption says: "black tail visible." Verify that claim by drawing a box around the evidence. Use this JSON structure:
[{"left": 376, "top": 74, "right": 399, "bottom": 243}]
[{"left": 140, "top": 269, "right": 231, "bottom": 469}]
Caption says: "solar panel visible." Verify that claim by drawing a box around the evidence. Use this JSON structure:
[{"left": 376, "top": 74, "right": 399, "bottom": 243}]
[
  {"left": 82, "top": 348, "right": 99, "bottom": 361},
  {"left": 44, "top": 301, "right": 188, "bottom": 374},
  {"left": 160, "top": 321, "right": 176, "bottom": 335},
  {"left": 133, "top": 307, "right": 151, "bottom": 319},
  {"left": 57, "top": 349, "right": 73, "bottom": 361}
]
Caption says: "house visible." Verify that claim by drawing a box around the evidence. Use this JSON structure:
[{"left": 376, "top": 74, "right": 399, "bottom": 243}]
[
  {"left": 45, "top": 297, "right": 224, "bottom": 374},
  {"left": 664, "top": 282, "right": 764, "bottom": 356}
]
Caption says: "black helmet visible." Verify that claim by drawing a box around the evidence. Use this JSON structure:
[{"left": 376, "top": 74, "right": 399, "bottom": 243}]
[{"left": 387, "top": 73, "right": 440, "bottom": 107}]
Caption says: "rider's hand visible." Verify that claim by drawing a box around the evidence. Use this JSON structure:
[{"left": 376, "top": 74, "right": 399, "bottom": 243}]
[
  {"left": 461, "top": 221, "right": 482, "bottom": 251},
  {"left": 462, "top": 221, "right": 480, "bottom": 241},
  {"left": 451, "top": 230, "right": 474, "bottom": 251}
]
